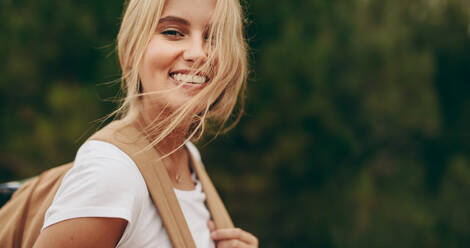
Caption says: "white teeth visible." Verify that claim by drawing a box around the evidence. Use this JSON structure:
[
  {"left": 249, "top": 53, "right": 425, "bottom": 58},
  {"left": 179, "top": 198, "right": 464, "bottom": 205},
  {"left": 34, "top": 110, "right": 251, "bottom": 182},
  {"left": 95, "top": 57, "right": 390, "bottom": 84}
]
[{"left": 171, "top": 73, "right": 206, "bottom": 84}]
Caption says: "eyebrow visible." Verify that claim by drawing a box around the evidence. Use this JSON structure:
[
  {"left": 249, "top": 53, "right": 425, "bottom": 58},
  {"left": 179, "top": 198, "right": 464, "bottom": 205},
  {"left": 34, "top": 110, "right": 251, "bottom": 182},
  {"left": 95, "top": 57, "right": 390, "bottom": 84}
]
[{"left": 158, "top": 16, "right": 190, "bottom": 26}]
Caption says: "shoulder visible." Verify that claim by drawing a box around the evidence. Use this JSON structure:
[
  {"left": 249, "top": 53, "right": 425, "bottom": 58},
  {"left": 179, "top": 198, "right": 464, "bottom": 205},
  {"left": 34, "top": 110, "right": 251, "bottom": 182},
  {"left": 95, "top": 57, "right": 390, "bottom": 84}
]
[
  {"left": 68, "top": 140, "right": 147, "bottom": 194},
  {"left": 43, "top": 140, "right": 147, "bottom": 229},
  {"left": 75, "top": 140, "right": 134, "bottom": 165},
  {"left": 72, "top": 140, "right": 143, "bottom": 180}
]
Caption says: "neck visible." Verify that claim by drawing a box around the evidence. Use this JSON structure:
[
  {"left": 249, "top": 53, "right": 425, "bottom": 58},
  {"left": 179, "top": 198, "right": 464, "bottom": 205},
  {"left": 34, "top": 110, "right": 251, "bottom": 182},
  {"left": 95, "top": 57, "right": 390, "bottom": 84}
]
[
  {"left": 132, "top": 105, "right": 196, "bottom": 189},
  {"left": 137, "top": 106, "right": 193, "bottom": 159}
]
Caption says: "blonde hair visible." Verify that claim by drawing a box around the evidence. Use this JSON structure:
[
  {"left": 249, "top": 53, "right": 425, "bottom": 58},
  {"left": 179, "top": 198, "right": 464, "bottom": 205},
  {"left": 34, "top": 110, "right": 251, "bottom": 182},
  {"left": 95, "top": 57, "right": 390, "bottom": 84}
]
[{"left": 114, "top": 0, "right": 248, "bottom": 152}]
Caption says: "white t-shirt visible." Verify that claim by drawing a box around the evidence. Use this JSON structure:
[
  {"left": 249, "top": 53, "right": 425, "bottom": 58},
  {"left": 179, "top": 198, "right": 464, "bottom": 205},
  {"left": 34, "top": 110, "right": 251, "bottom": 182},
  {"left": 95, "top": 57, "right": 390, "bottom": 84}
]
[{"left": 43, "top": 140, "right": 215, "bottom": 248}]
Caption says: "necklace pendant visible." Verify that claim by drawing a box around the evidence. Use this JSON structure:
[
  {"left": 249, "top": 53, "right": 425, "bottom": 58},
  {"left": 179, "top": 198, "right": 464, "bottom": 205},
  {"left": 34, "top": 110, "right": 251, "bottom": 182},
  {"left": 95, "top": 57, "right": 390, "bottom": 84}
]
[{"left": 175, "top": 174, "right": 182, "bottom": 184}]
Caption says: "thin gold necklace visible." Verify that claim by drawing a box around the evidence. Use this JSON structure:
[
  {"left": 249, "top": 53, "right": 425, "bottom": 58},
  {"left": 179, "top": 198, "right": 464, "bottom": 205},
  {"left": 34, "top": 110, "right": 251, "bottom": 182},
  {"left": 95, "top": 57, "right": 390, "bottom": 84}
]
[
  {"left": 135, "top": 117, "right": 190, "bottom": 185},
  {"left": 160, "top": 148, "right": 190, "bottom": 185}
]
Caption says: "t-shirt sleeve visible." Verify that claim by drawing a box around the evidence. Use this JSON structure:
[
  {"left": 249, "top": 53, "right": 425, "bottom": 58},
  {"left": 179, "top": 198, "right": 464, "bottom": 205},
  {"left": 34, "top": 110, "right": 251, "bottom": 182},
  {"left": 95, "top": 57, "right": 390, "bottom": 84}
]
[{"left": 42, "top": 140, "right": 146, "bottom": 230}]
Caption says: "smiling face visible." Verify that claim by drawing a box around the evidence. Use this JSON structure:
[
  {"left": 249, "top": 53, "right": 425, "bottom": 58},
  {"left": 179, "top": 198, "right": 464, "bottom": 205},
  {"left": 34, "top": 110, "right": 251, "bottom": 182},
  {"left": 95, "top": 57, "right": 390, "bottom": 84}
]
[
  {"left": 138, "top": 0, "right": 216, "bottom": 117},
  {"left": 117, "top": 0, "right": 247, "bottom": 145}
]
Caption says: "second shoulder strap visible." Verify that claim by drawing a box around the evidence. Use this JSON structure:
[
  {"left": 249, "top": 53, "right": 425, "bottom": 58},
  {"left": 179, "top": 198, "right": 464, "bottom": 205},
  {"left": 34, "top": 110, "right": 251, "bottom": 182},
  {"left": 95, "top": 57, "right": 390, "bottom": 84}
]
[{"left": 189, "top": 152, "right": 234, "bottom": 229}]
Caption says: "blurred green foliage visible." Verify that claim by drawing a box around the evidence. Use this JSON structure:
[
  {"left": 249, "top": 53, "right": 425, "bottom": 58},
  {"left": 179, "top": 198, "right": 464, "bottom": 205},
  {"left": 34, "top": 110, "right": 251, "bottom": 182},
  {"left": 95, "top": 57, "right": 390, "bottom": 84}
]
[{"left": 1, "top": 0, "right": 470, "bottom": 247}]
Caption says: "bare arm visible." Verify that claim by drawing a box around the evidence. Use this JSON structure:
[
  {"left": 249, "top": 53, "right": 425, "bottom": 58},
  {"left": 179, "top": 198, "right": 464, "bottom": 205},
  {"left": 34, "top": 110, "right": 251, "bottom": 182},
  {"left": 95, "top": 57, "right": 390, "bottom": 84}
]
[{"left": 33, "top": 217, "right": 127, "bottom": 248}]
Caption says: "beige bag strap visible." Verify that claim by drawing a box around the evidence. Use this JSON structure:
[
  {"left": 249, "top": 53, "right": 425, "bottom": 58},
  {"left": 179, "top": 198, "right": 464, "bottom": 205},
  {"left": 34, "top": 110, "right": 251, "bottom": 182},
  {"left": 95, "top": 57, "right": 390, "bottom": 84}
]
[
  {"left": 89, "top": 120, "right": 234, "bottom": 247},
  {"left": 189, "top": 154, "right": 234, "bottom": 229}
]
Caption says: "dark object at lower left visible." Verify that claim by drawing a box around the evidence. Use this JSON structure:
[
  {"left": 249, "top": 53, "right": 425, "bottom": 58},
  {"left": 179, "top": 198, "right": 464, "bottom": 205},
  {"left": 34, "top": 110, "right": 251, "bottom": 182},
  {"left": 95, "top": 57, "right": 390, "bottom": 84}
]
[{"left": 0, "top": 181, "right": 22, "bottom": 207}]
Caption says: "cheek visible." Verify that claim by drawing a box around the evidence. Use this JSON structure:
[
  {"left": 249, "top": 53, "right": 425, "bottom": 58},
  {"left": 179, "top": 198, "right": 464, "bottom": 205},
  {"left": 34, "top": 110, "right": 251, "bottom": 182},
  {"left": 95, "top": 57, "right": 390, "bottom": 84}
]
[
  {"left": 143, "top": 49, "right": 172, "bottom": 75},
  {"left": 139, "top": 41, "right": 179, "bottom": 89}
]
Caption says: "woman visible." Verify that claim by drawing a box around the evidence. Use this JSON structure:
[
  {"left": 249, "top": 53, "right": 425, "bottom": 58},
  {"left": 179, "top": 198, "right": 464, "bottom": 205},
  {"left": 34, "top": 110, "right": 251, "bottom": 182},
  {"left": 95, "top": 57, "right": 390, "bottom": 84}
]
[{"left": 32, "top": 0, "right": 258, "bottom": 247}]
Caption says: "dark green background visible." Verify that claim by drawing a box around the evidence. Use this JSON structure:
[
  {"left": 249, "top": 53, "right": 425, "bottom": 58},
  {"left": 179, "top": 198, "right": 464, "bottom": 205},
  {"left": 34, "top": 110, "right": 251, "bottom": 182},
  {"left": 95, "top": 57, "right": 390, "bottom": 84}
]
[{"left": 1, "top": 0, "right": 470, "bottom": 247}]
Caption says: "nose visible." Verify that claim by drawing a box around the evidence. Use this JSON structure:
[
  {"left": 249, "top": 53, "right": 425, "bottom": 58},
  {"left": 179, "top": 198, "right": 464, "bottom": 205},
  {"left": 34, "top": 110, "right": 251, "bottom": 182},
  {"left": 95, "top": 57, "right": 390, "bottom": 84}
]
[{"left": 182, "top": 36, "right": 207, "bottom": 63}]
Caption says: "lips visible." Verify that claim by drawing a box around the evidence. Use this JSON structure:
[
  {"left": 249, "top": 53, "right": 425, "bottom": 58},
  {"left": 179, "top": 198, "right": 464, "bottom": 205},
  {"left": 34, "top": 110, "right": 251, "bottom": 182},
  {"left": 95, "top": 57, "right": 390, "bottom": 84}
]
[{"left": 169, "top": 70, "right": 209, "bottom": 85}]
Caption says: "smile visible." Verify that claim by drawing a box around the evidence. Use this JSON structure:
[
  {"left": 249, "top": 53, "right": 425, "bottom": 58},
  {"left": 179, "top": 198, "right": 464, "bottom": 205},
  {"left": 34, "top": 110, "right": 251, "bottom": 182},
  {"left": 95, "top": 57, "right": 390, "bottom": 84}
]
[{"left": 169, "top": 72, "right": 209, "bottom": 85}]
